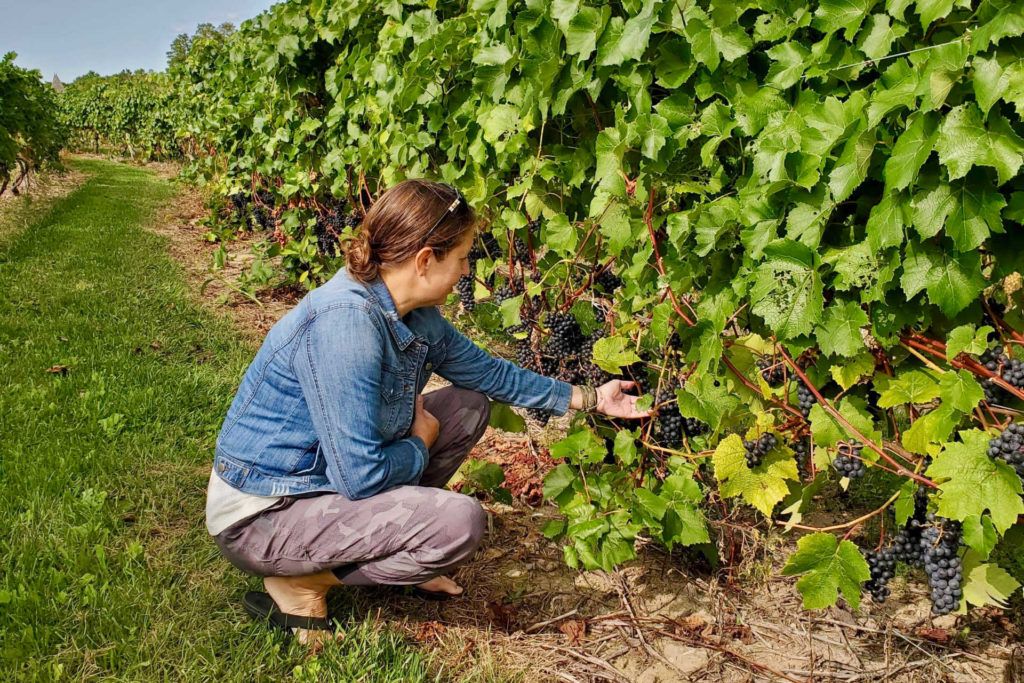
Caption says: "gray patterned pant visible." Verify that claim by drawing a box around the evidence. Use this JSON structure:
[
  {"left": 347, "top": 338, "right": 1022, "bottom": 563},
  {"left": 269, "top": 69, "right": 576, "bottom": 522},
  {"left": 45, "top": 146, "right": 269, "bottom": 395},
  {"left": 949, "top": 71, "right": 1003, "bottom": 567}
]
[{"left": 214, "top": 386, "right": 491, "bottom": 585}]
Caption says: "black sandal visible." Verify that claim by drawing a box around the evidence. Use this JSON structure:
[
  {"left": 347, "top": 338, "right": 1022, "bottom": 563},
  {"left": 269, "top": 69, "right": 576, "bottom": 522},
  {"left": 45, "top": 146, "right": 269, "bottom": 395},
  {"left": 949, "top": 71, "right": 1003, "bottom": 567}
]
[{"left": 242, "top": 591, "right": 336, "bottom": 635}]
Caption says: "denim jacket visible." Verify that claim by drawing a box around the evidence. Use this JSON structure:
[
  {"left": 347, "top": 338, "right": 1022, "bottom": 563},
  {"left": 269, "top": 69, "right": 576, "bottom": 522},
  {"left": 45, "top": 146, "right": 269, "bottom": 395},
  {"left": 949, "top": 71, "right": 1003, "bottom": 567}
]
[{"left": 212, "top": 268, "right": 571, "bottom": 500}]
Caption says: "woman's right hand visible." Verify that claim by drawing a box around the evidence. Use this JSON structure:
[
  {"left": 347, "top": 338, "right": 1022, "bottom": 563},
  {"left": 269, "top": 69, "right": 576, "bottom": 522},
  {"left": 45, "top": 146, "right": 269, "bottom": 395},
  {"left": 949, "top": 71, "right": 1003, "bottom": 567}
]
[{"left": 411, "top": 394, "right": 440, "bottom": 449}]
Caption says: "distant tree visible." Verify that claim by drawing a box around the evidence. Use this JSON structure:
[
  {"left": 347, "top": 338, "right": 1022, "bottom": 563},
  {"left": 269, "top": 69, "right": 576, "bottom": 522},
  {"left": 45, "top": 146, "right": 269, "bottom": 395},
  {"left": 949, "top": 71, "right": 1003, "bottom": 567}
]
[{"left": 167, "top": 22, "right": 235, "bottom": 71}]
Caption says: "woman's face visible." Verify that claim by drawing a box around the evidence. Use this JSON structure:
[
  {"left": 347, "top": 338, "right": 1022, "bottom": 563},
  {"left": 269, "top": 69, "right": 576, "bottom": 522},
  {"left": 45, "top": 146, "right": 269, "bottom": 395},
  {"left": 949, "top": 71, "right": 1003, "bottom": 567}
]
[{"left": 424, "top": 231, "right": 474, "bottom": 306}]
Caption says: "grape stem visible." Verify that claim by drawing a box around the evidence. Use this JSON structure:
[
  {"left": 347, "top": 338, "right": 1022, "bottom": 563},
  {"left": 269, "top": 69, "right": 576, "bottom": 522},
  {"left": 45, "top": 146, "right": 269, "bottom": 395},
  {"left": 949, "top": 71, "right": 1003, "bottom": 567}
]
[
  {"left": 778, "top": 490, "right": 901, "bottom": 533},
  {"left": 777, "top": 346, "right": 938, "bottom": 489},
  {"left": 903, "top": 333, "right": 1024, "bottom": 402},
  {"left": 642, "top": 186, "right": 695, "bottom": 326}
]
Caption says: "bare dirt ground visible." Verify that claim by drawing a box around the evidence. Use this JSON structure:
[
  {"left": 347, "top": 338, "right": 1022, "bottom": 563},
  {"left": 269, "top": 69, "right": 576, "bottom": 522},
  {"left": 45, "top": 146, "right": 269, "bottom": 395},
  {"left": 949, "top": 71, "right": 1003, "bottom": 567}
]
[{"left": 146, "top": 163, "right": 1022, "bottom": 682}]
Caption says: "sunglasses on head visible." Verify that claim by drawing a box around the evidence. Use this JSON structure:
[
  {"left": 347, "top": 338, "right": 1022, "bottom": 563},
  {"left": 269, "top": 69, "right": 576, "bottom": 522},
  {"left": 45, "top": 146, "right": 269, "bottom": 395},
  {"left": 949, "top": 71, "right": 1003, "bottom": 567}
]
[{"left": 421, "top": 188, "right": 464, "bottom": 246}]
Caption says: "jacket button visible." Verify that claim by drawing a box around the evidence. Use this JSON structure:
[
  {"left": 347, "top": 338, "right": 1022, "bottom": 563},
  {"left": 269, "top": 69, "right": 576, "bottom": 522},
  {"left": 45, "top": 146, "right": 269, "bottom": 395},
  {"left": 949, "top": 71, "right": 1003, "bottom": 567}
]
[
  {"left": 217, "top": 462, "right": 226, "bottom": 472},
  {"left": 425, "top": 362, "right": 432, "bottom": 371}
]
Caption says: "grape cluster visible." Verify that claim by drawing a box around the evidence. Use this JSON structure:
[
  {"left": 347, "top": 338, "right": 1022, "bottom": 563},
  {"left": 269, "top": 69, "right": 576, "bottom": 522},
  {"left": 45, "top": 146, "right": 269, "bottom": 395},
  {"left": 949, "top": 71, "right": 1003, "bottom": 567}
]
[
  {"left": 864, "top": 547, "right": 896, "bottom": 602},
  {"left": 793, "top": 437, "right": 810, "bottom": 471},
  {"left": 832, "top": 441, "right": 866, "bottom": 478},
  {"left": 456, "top": 276, "right": 476, "bottom": 311},
  {"left": 626, "top": 362, "right": 653, "bottom": 397},
  {"left": 987, "top": 422, "right": 1024, "bottom": 480},
  {"left": 797, "top": 382, "right": 817, "bottom": 417},
  {"left": 683, "top": 417, "right": 708, "bottom": 438},
  {"left": 655, "top": 389, "right": 684, "bottom": 449},
  {"left": 921, "top": 516, "right": 964, "bottom": 615},
  {"left": 594, "top": 267, "right": 622, "bottom": 293},
  {"left": 755, "top": 356, "right": 785, "bottom": 386},
  {"left": 743, "top": 433, "right": 778, "bottom": 468},
  {"left": 980, "top": 347, "right": 1024, "bottom": 403},
  {"left": 545, "top": 311, "right": 584, "bottom": 358}
]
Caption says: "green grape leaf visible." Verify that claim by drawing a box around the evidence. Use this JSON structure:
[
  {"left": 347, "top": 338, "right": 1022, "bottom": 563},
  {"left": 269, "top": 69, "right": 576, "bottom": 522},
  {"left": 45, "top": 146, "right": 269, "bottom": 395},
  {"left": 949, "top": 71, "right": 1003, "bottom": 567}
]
[
  {"left": 961, "top": 550, "right": 1022, "bottom": 608},
  {"left": 488, "top": 401, "right": 526, "bottom": 433},
  {"left": 884, "top": 111, "right": 938, "bottom": 191},
  {"left": 937, "top": 369, "right": 984, "bottom": 413},
  {"left": 766, "top": 42, "right": 810, "bottom": 89},
  {"left": 592, "top": 335, "right": 642, "bottom": 374},
  {"left": 945, "top": 177, "right": 1006, "bottom": 252},
  {"left": 894, "top": 479, "right": 920, "bottom": 528},
  {"left": 550, "top": 427, "right": 607, "bottom": 466},
  {"left": 782, "top": 533, "right": 872, "bottom": 609},
  {"left": 813, "top": 0, "right": 874, "bottom": 39},
  {"left": 915, "top": 0, "right": 954, "bottom": 29},
  {"left": 808, "top": 396, "right": 880, "bottom": 448},
  {"left": 962, "top": 515, "right": 998, "bottom": 559},
  {"left": 900, "top": 240, "right": 987, "bottom": 317},
  {"left": 858, "top": 14, "right": 907, "bottom": 60},
  {"left": 830, "top": 352, "right": 876, "bottom": 390},
  {"left": 677, "top": 373, "right": 740, "bottom": 430},
  {"left": 713, "top": 434, "right": 799, "bottom": 517},
  {"left": 946, "top": 324, "right": 993, "bottom": 361},
  {"left": 829, "top": 127, "right": 876, "bottom": 202},
  {"left": 935, "top": 104, "right": 1024, "bottom": 185},
  {"left": 613, "top": 428, "right": 639, "bottom": 467},
  {"left": 902, "top": 403, "right": 958, "bottom": 454},
  {"left": 563, "top": 6, "right": 607, "bottom": 59},
  {"left": 926, "top": 430, "right": 1024, "bottom": 533},
  {"left": 543, "top": 213, "right": 578, "bottom": 256},
  {"left": 596, "top": 0, "right": 656, "bottom": 66},
  {"left": 543, "top": 464, "right": 577, "bottom": 504},
  {"left": 877, "top": 368, "right": 941, "bottom": 407},
  {"left": 750, "top": 243, "right": 824, "bottom": 340},
  {"left": 815, "top": 301, "right": 869, "bottom": 357}
]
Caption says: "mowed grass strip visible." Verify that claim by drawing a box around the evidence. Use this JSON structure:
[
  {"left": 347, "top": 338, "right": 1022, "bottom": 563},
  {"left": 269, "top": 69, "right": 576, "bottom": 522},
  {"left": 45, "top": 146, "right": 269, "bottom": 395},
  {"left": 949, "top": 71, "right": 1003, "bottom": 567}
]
[{"left": 0, "top": 158, "right": 438, "bottom": 682}]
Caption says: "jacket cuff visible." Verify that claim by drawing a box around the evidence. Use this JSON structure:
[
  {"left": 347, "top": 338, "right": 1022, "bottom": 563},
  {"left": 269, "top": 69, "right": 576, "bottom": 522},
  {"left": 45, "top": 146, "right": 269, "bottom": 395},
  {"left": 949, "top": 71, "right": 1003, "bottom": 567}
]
[
  {"left": 391, "top": 436, "right": 423, "bottom": 483},
  {"left": 549, "top": 379, "right": 573, "bottom": 416}
]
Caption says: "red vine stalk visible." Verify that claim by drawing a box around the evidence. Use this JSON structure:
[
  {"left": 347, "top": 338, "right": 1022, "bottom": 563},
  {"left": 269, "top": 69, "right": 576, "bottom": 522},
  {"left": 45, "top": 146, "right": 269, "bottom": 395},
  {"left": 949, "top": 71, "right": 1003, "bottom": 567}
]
[
  {"left": 777, "top": 346, "right": 937, "bottom": 489},
  {"left": 642, "top": 186, "right": 695, "bottom": 326}
]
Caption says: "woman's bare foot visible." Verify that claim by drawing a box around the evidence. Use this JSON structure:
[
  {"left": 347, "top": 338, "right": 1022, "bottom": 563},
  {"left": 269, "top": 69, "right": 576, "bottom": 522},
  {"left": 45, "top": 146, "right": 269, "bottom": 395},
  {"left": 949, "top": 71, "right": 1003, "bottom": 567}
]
[
  {"left": 415, "top": 574, "right": 463, "bottom": 596},
  {"left": 263, "top": 571, "right": 343, "bottom": 649}
]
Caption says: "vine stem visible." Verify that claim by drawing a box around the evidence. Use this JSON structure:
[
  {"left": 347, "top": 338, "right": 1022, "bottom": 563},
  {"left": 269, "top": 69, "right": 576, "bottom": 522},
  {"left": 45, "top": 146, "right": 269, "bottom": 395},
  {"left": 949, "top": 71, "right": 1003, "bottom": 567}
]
[
  {"left": 903, "top": 333, "right": 1024, "bottom": 402},
  {"left": 642, "top": 186, "right": 695, "bottom": 326},
  {"left": 719, "top": 352, "right": 805, "bottom": 420},
  {"left": 983, "top": 299, "right": 1024, "bottom": 345},
  {"left": 899, "top": 342, "right": 945, "bottom": 373},
  {"left": 777, "top": 490, "right": 901, "bottom": 533},
  {"left": 777, "top": 346, "right": 937, "bottom": 489}
]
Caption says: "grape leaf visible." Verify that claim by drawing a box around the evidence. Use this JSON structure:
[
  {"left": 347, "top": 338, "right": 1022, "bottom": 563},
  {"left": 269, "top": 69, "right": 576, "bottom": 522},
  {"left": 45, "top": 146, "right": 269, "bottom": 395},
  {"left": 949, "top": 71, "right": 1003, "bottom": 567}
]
[
  {"left": 937, "top": 369, "right": 983, "bottom": 413},
  {"left": 713, "top": 434, "right": 799, "bottom": 517},
  {"left": 782, "top": 533, "right": 871, "bottom": 609},
  {"left": 809, "top": 396, "right": 880, "bottom": 448},
  {"left": 884, "top": 111, "right": 938, "bottom": 191},
  {"left": 750, "top": 243, "right": 824, "bottom": 340},
  {"left": 592, "top": 335, "right": 642, "bottom": 374},
  {"left": 596, "top": 0, "right": 656, "bottom": 66},
  {"left": 766, "top": 42, "right": 810, "bottom": 88},
  {"left": 900, "top": 240, "right": 987, "bottom": 317},
  {"left": 550, "top": 428, "right": 607, "bottom": 466},
  {"left": 894, "top": 479, "right": 919, "bottom": 527},
  {"left": 962, "top": 515, "right": 998, "bottom": 558},
  {"left": 563, "top": 6, "right": 607, "bottom": 59},
  {"left": 946, "top": 324, "right": 993, "bottom": 361},
  {"left": 915, "top": 0, "right": 954, "bottom": 29},
  {"left": 830, "top": 352, "right": 876, "bottom": 390},
  {"left": 677, "top": 373, "right": 740, "bottom": 430},
  {"left": 829, "top": 127, "right": 876, "bottom": 202},
  {"left": 488, "top": 401, "right": 526, "bottom": 433},
  {"left": 935, "top": 104, "right": 1024, "bottom": 185},
  {"left": 902, "top": 403, "right": 958, "bottom": 454},
  {"left": 876, "top": 368, "right": 941, "bottom": 407},
  {"left": 858, "top": 14, "right": 907, "bottom": 60},
  {"left": 815, "top": 300, "right": 869, "bottom": 357},
  {"left": 926, "top": 429, "right": 1024, "bottom": 533},
  {"left": 961, "top": 550, "right": 1022, "bottom": 608},
  {"left": 945, "top": 177, "right": 1006, "bottom": 252},
  {"left": 813, "top": 0, "right": 874, "bottom": 39}
]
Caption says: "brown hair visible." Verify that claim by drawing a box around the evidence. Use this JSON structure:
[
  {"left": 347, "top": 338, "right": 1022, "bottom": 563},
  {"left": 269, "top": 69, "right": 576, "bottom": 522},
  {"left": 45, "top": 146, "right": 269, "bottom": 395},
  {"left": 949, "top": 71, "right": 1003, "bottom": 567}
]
[{"left": 344, "top": 179, "right": 476, "bottom": 283}]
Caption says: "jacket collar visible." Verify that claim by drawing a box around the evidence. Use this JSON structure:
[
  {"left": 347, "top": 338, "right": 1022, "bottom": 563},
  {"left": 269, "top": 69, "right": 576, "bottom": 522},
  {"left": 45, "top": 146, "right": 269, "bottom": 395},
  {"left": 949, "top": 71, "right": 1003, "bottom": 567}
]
[{"left": 364, "top": 274, "right": 417, "bottom": 350}]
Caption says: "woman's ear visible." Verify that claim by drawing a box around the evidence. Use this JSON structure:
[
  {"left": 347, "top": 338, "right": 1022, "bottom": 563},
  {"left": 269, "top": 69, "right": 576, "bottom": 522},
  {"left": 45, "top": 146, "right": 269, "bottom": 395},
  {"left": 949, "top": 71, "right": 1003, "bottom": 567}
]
[{"left": 413, "top": 246, "right": 435, "bottom": 277}]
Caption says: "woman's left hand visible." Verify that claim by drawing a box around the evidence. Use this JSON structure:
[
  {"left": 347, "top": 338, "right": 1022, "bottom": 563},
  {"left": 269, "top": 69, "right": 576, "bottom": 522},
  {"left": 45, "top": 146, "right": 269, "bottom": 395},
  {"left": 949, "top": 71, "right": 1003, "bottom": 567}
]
[{"left": 595, "top": 380, "right": 652, "bottom": 419}]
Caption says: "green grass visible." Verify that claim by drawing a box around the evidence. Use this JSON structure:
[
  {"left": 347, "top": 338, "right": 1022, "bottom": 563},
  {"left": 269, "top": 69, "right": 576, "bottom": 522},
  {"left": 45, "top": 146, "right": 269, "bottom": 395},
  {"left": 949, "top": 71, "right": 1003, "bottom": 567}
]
[{"left": 0, "top": 158, "right": 443, "bottom": 681}]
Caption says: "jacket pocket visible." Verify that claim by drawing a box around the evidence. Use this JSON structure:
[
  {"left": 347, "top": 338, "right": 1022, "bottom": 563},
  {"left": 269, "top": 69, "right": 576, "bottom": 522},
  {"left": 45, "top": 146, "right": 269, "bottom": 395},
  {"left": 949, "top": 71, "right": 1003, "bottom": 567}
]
[
  {"left": 379, "top": 365, "right": 407, "bottom": 432},
  {"left": 292, "top": 443, "right": 325, "bottom": 477}
]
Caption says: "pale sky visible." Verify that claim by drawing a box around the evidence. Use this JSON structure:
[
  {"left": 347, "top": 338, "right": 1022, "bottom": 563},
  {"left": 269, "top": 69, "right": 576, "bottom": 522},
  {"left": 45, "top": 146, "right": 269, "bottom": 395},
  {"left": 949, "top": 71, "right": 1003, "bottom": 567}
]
[{"left": 2, "top": 0, "right": 277, "bottom": 82}]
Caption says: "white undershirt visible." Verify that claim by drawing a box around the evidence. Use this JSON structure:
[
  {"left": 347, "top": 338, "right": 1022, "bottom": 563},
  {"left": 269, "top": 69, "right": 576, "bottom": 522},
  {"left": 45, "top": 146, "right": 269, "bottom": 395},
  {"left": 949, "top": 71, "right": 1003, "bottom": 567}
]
[{"left": 205, "top": 467, "right": 280, "bottom": 536}]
